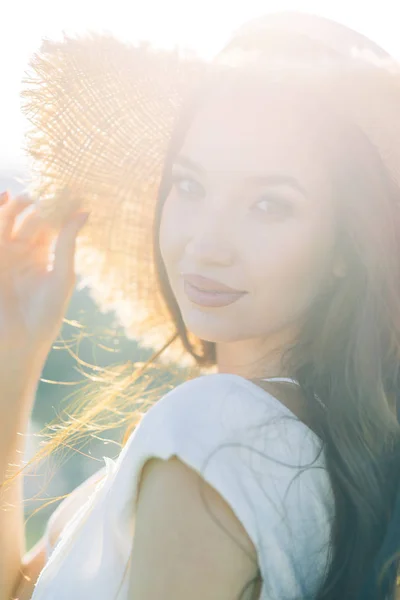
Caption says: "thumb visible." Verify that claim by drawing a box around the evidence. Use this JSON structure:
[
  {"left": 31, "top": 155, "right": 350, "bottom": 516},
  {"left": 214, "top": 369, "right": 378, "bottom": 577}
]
[{"left": 52, "top": 212, "right": 90, "bottom": 284}]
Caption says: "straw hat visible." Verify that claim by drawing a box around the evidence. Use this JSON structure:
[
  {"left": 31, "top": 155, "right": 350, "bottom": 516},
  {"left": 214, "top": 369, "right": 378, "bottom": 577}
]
[{"left": 21, "top": 11, "right": 400, "bottom": 366}]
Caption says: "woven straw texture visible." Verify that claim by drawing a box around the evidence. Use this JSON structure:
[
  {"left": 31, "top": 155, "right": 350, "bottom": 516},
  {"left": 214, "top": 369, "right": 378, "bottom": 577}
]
[{"left": 22, "top": 35, "right": 209, "bottom": 364}]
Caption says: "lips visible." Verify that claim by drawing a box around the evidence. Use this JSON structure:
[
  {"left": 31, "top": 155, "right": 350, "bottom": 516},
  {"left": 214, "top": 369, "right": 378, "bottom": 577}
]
[
  {"left": 183, "top": 274, "right": 246, "bottom": 294},
  {"left": 182, "top": 273, "right": 248, "bottom": 308}
]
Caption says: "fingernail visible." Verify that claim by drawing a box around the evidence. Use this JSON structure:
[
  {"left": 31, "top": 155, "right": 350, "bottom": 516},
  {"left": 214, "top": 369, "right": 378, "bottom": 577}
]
[{"left": 0, "top": 191, "right": 9, "bottom": 202}]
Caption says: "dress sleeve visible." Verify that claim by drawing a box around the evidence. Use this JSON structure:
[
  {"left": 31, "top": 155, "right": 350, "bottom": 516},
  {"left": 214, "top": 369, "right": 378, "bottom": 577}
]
[
  {"left": 126, "top": 373, "right": 335, "bottom": 599},
  {"left": 43, "top": 466, "right": 108, "bottom": 558}
]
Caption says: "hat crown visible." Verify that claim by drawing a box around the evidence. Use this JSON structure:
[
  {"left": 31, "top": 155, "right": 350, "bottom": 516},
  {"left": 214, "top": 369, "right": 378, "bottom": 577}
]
[{"left": 228, "top": 11, "right": 390, "bottom": 60}]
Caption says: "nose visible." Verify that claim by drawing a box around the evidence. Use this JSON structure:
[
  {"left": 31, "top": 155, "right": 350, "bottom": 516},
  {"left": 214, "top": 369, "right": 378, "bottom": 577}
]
[{"left": 185, "top": 212, "right": 235, "bottom": 267}]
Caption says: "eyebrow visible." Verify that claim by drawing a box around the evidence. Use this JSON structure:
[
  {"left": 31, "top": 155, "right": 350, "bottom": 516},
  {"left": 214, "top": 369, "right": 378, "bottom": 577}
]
[{"left": 173, "top": 155, "right": 307, "bottom": 196}]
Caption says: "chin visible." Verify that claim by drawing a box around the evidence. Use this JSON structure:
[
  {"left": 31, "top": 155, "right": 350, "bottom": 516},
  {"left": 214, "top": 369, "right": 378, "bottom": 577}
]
[{"left": 180, "top": 307, "right": 249, "bottom": 344}]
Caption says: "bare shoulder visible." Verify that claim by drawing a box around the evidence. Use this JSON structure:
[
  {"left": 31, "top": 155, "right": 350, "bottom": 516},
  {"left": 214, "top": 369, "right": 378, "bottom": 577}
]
[{"left": 128, "top": 456, "right": 262, "bottom": 600}]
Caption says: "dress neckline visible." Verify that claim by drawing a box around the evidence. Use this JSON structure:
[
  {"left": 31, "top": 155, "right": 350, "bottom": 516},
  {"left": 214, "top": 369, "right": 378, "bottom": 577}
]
[
  {"left": 261, "top": 376, "right": 326, "bottom": 411},
  {"left": 261, "top": 376, "right": 299, "bottom": 385},
  {"left": 218, "top": 373, "right": 324, "bottom": 442}
]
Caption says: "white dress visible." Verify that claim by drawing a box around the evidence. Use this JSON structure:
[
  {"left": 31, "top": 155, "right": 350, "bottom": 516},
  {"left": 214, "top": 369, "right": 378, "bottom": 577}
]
[{"left": 31, "top": 373, "right": 334, "bottom": 600}]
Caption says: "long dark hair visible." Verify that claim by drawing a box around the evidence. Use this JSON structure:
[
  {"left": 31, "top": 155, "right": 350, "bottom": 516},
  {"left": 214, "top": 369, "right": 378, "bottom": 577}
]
[{"left": 151, "top": 55, "right": 400, "bottom": 598}]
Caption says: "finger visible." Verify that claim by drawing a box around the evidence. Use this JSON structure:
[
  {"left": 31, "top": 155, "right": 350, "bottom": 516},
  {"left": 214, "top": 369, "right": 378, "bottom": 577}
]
[
  {"left": 0, "top": 260, "right": 20, "bottom": 322},
  {"left": 13, "top": 209, "right": 53, "bottom": 244},
  {"left": 32, "top": 229, "right": 55, "bottom": 270},
  {"left": 51, "top": 212, "right": 90, "bottom": 285},
  {"left": 0, "top": 191, "right": 10, "bottom": 207},
  {"left": 0, "top": 194, "right": 34, "bottom": 241},
  {"left": 5, "top": 225, "right": 55, "bottom": 274}
]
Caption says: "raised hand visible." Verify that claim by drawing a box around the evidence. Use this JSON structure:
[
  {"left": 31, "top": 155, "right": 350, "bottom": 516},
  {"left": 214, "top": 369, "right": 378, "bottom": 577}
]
[{"left": 0, "top": 191, "right": 89, "bottom": 377}]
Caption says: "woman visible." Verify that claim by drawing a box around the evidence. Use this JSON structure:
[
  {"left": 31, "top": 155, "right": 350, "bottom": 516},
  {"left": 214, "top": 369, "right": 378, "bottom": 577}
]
[{"left": 2, "top": 10, "right": 400, "bottom": 600}]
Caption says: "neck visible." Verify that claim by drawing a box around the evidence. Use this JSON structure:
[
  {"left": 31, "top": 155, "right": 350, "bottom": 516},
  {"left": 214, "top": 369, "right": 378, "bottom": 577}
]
[{"left": 215, "top": 327, "right": 298, "bottom": 380}]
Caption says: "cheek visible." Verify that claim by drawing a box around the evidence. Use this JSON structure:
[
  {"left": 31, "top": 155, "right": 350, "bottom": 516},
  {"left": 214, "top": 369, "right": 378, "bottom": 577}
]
[{"left": 248, "top": 218, "right": 336, "bottom": 311}]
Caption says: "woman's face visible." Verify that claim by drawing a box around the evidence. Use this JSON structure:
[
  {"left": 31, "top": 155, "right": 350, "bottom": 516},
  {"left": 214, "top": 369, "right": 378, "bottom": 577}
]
[{"left": 159, "top": 81, "right": 340, "bottom": 349}]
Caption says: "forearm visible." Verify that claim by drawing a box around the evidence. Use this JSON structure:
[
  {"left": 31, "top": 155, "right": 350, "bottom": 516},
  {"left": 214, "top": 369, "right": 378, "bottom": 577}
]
[{"left": 0, "top": 375, "right": 41, "bottom": 600}]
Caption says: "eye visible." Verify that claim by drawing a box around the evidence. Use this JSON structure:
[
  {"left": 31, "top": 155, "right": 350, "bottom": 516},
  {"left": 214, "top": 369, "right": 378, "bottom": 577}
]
[
  {"left": 171, "top": 173, "right": 204, "bottom": 200},
  {"left": 253, "top": 194, "right": 292, "bottom": 217}
]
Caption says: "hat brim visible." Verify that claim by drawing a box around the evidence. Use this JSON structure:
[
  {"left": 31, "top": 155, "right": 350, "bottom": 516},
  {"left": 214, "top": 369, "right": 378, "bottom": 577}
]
[
  {"left": 22, "top": 34, "right": 210, "bottom": 365},
  {"left": 21, "top": 20, "right": 400, "bottom": 365}
]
